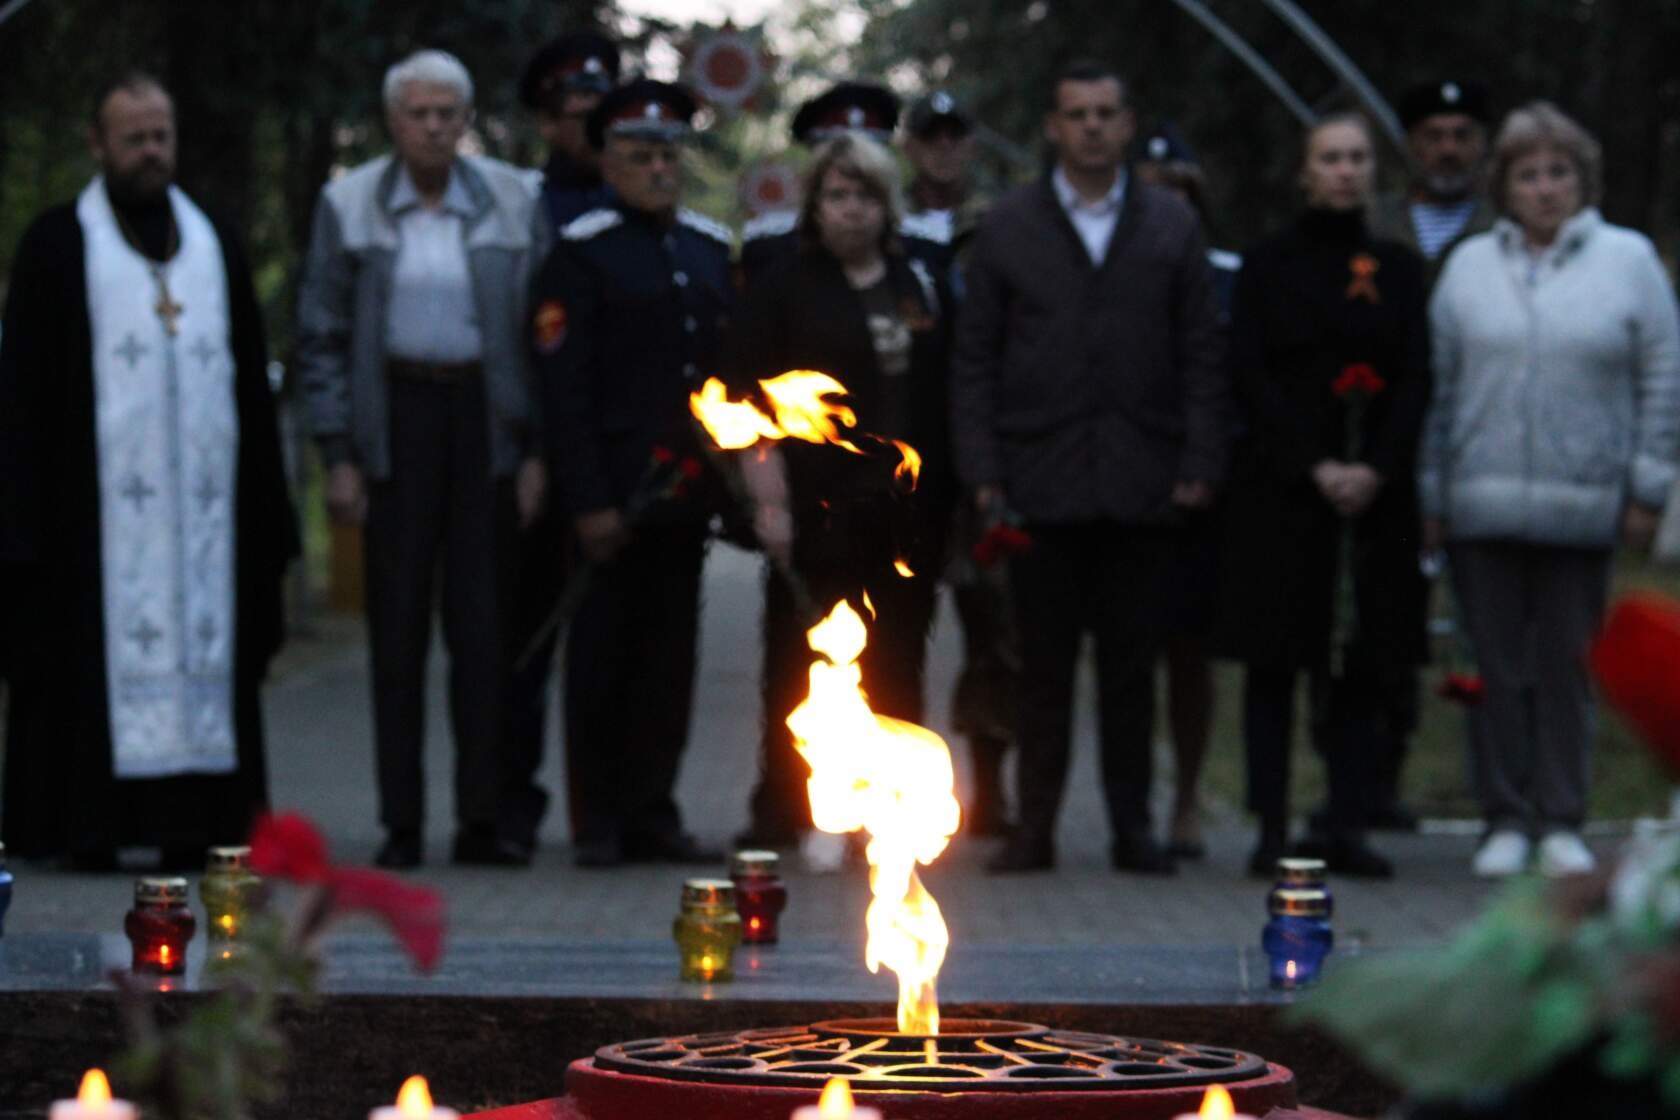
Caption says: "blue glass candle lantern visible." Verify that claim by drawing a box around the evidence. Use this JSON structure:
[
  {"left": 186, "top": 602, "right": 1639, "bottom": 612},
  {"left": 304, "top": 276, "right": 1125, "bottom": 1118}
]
[
  {"left": 0, "top": 842, "right": 12, "bottom": 938},
  {"left": 1263, "top": 887, "right": 1332, "bottom": 989},
  {"left": 1270, "top": 857, "right": 1332, "bottom": 917}
]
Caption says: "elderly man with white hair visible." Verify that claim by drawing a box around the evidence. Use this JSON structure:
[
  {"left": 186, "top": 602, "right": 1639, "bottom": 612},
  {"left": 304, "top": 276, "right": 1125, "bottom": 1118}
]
[{"left": 298, "top": 49, "right": 549, "bottom": 869}]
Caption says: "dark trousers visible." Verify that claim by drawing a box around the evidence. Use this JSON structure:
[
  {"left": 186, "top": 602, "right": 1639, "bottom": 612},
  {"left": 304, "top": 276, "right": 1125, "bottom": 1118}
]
[
  {"left": 1449, "top": 541, "right": 1610, "bottom": 832},
  {"left": 750, "top": 554, "right": 940, "bottom": 840},
  {"left": 500, "top": 510, "right": 568, "bottom": 846},
  {"left": 563, "top": 524, "right": 707, "bottom": 846},
  {"left": 1244, "top": 661, "right": 1379, "bottom": 842},
  {"left": 1009, "top": 523, "right": 1174, "bottom": 842},
  {"left": 365, "top": 376, "right": 510, "bottom": 834}
]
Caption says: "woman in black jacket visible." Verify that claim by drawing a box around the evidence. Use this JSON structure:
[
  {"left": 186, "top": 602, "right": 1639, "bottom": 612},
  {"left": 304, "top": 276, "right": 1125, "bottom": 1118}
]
[
  {"left": 1218, "top": 113, "right": 1431, "bottom": 878},
  {"left": 730, "top": 133, "right": 955, "bottom": 868}
]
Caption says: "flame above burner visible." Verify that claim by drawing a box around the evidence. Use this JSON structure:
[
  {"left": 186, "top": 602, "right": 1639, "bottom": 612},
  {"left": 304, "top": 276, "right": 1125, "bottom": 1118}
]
[{"left": 788, "top": 601, "right": 960, "bottom": 1034}]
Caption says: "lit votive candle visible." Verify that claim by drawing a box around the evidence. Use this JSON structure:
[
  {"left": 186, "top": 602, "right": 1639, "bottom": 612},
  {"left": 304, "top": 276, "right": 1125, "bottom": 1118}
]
[
  {"left": 370, "top": 1076, "right": 457, "bottom": 1120},
  {"left": 1171, "top": 1083, "right": 1258, "bottom": 1120},
  {"left": 50, "top": 1070, "right": 138, "bottom": 1120},
  {"left": 792, "top": 1077, "right": 881, "bottom": 1120}
]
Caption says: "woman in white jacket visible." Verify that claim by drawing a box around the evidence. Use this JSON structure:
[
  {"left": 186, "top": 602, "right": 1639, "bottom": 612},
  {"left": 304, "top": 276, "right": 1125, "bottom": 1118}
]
[{"left": 1421, "top": 101, "right": 1680, "bottom": 879}]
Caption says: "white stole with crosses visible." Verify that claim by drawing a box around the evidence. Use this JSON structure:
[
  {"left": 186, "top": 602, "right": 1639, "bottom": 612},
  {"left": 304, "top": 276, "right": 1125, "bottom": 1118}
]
[{"left": 79, "top": 177, "right": 240, "bottom": 779}]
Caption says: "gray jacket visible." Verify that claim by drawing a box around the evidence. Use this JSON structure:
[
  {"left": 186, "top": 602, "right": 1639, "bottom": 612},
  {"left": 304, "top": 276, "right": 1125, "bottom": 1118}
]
[
  {"left": 296, "top": 153, "right": 548, "bottom": 479},
  {"left": 1419, "top": 209, "right": 1680, "bottom": 548}
]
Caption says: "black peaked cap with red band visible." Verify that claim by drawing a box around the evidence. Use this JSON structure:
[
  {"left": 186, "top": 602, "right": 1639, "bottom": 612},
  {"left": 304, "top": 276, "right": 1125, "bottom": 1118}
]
[
  {"left": 790, "top": 82, "right": 900, "bottom": 146},
  {"left": 520, "top": 29, "right": 621, "bottom": 109},
  {"left": 586, "top": 79, "right": 699, "bottom": 150}
]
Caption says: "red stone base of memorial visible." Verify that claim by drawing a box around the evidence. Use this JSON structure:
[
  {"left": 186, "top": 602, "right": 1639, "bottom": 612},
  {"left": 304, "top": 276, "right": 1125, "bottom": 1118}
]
[{"left": 469, "top": 1057, "right": 1363, "bottom": 1120}]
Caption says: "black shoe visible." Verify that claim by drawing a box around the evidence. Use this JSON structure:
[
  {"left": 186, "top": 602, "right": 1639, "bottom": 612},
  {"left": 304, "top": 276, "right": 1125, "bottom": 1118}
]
[
  {"left": 574, "top": 836, "right": 624, "bottom": 869},
  {"left": 1110, "top": 833, "right": 1177, "bottom": 876},
  {"left": 451, "top": 827, "right": 531, "bottom": 868},
  {"left": 376, "top": 829, "right": 423, "bottom": 870},
  {"left": 986, "top": 831, "right": 1055, "bottom": 873},
  {"left": 624, "top": 831, "right": 722, "bottom": 865},
  {"left": 1316, "top": 837, "right": 1394, "bottom": 879},
  {"left": 1367, "top": 801, "right": 1421, "bottom": 833}
]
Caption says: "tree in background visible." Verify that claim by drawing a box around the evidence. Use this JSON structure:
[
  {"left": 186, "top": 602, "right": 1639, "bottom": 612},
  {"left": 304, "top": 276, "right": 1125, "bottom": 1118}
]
[{"left": 846, "top": 0, "right": 1680, "bottom": 256}]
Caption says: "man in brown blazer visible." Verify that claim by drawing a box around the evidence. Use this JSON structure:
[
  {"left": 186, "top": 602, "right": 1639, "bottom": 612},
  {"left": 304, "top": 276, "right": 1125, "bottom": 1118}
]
[{"left": 951, "top": 60, "right": 1229, "bottom": 875}]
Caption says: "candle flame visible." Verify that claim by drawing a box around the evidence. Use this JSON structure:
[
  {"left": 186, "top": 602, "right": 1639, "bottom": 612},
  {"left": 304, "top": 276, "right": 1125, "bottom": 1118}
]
[
  {"left": 701, "top": 954, "right": 715, "bottom": 974},
  {"left": 891, "top": 440, "right": 921, "bottom": 487},
  {"left": 157, "top": 943, "right": 172, "bottom": 967},
  {"left": 817, "top": 1077, "right": 855, "bottom": 1117},
  {"left": 78, "top": 1070, "right": 113, "bottom": 1106},
  {"left": 790, "top": 601, "right": 960, "bottom": 1034},
  {"left": 748, "top": 917, "right": 762, "bottom": 931},
  {"left": 1286, "top": 960, "right": 1298, "bottom": 981},
  {"left": 219, "top": 914, "right": 237, "bottom": 935},
  {"left": 1199, "top": 1084, "right": 1235, "bottom": 1119},
  {"left": 893, "top": 559, "right": 915, "bottom": 578},
  {"left": 396, "top": 1075, "right": 433, "bottom": 1117}
]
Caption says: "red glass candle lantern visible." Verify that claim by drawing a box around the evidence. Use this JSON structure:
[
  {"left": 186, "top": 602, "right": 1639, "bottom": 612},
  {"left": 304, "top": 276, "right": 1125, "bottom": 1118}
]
[
  {"left": 730, "top": 849, "right": 788, "bottom": 945},
  {"left": 125, "top": 877, "right": 195, "bottom": 975}
]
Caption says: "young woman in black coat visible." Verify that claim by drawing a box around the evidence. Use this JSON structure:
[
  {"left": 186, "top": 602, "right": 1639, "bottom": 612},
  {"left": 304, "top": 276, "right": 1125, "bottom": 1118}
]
[
  {"left": 730, "top": 133, "right": 956, "bottom": 868},
  {"left": 1217, "top": 114, "right": 1431, "bottom": 878}
]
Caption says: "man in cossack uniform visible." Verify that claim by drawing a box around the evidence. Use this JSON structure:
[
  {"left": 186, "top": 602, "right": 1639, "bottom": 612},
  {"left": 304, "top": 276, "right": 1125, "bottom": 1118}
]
[{"left": 530, "top": 80, "right": 733, "bottom": 867}]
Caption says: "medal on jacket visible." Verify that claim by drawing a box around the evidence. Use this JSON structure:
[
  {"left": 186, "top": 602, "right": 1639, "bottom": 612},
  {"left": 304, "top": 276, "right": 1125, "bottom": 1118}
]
[{"left": 1346, "top": 253, "right": 1381, "bottom": 304}]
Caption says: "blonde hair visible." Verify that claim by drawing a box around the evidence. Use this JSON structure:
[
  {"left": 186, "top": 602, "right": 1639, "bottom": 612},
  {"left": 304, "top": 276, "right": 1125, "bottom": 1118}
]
[
  {"left": 797, "top": 133, "right": 904, "bottom": 253},
  {"left": 1489, "top": 101, "right": 1602, "bottom": 213}
]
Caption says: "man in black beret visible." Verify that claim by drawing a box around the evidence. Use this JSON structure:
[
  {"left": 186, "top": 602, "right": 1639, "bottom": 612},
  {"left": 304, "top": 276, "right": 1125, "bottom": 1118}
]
[
  {"left": 501, "top": 29, "right": 622, "bottom": 862},
  {"left": 521, "top": 30, "right": 620, "bottom": 232},
  {"left": 530, "top": 79, "right": 733, "bottom": 867},
  {"left": 1363, "top": 79, "right": 1498, "bottom": 841},
  {"left": 1371, "top": 79, "right": 1496, "bottom": 285}
]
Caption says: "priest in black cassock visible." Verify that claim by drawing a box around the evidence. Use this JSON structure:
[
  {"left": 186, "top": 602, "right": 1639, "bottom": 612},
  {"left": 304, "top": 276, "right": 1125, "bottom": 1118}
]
[{"left": 0, "top": 72, "right": 297, "bottom": 870}]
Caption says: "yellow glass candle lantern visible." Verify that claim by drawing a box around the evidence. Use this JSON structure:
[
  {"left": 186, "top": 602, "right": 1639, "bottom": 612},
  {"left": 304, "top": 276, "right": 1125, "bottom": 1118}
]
[
  {"left": 200, "top": 846, "right": 263, "bottom": 958},
  {"left": 672, "top": 878, "right": 742, "bottom": 982}
]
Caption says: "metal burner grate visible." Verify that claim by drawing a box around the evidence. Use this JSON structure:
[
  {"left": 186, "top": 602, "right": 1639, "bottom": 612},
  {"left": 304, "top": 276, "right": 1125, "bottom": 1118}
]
[{"left": 592, "top": 1019, "right": 1270, "bottom": 1093}]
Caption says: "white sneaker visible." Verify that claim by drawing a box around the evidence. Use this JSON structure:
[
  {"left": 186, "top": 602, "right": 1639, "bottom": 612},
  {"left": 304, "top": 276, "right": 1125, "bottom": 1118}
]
[
  {"left": 1472, "top": 830, "right": 1531, "bottom": 878},
  {"left": 800, "top": 830, "right": 847, "bottom": 874},
  {"left": 1537, "top": 831, "right": 1597, "bottom": 877}
]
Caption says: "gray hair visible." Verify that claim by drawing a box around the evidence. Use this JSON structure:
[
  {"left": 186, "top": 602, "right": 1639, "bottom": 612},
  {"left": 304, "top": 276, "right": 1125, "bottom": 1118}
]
[
  {"left": 1490, "top": 101, "right": 1603, "bottom": 213},
  {"left": 383, "top": 50, "right": 474, "bottom": 111}
]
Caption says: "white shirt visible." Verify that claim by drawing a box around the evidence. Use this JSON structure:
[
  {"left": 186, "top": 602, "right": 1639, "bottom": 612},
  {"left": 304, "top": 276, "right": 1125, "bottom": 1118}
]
[
  {"left": 385, "top": 167, "right": 483, "bottom": 362},
  {"left": 1053, "top": 165, "right": 1127, "bottom": 266}
]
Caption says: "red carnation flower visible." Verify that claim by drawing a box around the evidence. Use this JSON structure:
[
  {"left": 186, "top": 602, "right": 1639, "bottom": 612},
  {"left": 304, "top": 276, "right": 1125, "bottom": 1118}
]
[
  {"left": 1435, "top": 671, "right": 1487, "bottom": 706},
  {"left": 1332, "top": 362, "right": 1386, "bottom": 398},
  {"left": 973, "top": 523, "right": 1034, "bottom": 569},
  {"left": 248, "top": 812, "right": 446, "bottom": 974},
  {"left": 1589, "top": 594, "right": 1680, "bottom": 776},
  {"left": 651, "top": 444, "right": 676, "bottom": 465},
  {"left": 250, "top": 812, "right": 332, "bottom": 884}
]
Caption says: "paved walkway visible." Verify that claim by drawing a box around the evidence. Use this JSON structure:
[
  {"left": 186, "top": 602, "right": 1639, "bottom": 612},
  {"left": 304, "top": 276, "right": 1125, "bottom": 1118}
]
[{"left": 6, "top": 544, "right": 1585, "bottom": 949}]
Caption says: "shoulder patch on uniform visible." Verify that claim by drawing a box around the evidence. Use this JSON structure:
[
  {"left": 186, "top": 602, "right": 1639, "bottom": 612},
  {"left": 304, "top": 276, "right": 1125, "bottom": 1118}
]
[
  {"left": 561, "top": 207, "right": 623, "bottom": 241},
  {"left": 900, "top": 210, "right": 952, "bottom": 245},
  {"left": 906, "top": 257, "right": 942, "bottom": 320},
  {"left": 742, "top": 209, "right": 797, "bottom": 242},
  {"left": 678, "top": 207, "right": 733, "bottom": 246},
  {"left": 533, "top": 299, "right": 569, "bottom": 354},
  {"left": 1207, "top": 247, "right": 1243, "bottom": 272}
]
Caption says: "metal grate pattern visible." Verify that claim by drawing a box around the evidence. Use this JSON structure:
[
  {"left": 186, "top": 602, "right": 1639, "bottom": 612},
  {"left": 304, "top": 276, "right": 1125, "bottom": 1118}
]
[{"left": 592, "top": 1018, "right": 1269, "bottom": 1093}]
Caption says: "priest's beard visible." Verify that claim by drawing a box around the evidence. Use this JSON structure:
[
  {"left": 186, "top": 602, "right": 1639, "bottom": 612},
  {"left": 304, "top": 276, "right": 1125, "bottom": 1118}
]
[{"left": 104, "top": 160, "right": 174, "bottom": 211}]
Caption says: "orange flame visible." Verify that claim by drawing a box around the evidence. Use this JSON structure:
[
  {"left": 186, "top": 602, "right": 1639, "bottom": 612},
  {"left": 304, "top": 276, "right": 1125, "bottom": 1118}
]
[
  {"left": 893, "top": 559, "right": 915, "bottom": 578},
  {"left": 690, "top": 373, "right": 860, "bottom": 452},
  {"left": 77, "top": 1070, "right": 113, "bottom": 1106},
  {"left": 396, "top": 1075, "right": 434, "bottom": 1117},
  {"left": 1199, "top": 1084, "right": 1236, "bottom": 1119},
  {"left": 891, "top": 440, "right": 921, "bottom": 488},
  {"left": 817, "top": 1077, "right": 854, "bottom": 1116},
  {"left": 789, "top": 601, "right": 960, "bottom": 1034}
]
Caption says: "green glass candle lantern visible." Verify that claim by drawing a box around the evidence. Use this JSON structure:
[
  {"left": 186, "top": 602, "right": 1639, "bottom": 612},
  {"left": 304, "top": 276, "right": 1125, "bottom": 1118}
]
[{"left": 200, "top": 846, "right": 262, "bottom": 959}]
